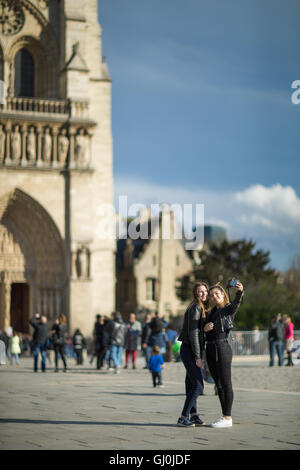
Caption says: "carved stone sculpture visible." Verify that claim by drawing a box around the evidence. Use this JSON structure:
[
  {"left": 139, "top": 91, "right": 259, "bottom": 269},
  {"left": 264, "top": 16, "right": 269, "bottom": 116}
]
[
  {"left": 11, "top": 125, "right": 21, "bottom": 161},
  {"left": 42, "top": 127, "right": 52, "bottom": 163},
  {"left": 58, "top": 129, "right": 69, "bottom": 166},
  {"left": 75, "top": 129, "right": 88, "bottom": 167},
  {"left": 0, "top": 124, "right": 5, "bottom": 163},
  {"left": 26, "top": 127, "right": 36, "bottom": 163}
]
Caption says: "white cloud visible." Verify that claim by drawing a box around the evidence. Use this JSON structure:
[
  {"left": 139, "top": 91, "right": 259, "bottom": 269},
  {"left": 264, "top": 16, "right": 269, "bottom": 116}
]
[
  {"left": 114, "top": 176, "right": 300, "bottom": 270},
  {"left": 234, "top": 184, "right": 300, "bottom": 231}
]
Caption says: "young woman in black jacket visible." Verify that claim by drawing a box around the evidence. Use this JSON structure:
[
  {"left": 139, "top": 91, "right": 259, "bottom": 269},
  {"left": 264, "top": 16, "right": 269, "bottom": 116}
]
[
  {"left": 176, "top": 282, "right": 209, "bottom": 427},
  {"left": 51, "top": 313, "right": 68, "bottom": 372},
  {"left": 204, "top": 281, "right": 244, "bottom": 428}
]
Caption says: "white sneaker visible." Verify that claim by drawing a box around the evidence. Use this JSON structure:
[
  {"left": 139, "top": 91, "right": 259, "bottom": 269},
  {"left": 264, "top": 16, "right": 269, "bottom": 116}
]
[{"left": 210, "top": 417, "right": 232, "bottom": 428}]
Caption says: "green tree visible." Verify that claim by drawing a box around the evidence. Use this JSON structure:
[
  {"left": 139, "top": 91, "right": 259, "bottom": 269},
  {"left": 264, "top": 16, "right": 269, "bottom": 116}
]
[{"left": 176, "top": 238, "right": 300, "bottom": 328}]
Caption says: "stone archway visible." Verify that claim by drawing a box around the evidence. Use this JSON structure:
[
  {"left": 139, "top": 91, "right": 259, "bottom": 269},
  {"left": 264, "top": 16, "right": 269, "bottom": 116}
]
[{"left": 0, "top": 188, "right": 67, "bottom": 333}]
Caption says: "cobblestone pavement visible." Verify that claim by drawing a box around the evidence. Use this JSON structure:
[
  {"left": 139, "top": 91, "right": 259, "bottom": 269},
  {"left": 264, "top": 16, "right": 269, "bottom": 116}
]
[{"left": 0, "top": 356, "right": 299, "bottom": 450}]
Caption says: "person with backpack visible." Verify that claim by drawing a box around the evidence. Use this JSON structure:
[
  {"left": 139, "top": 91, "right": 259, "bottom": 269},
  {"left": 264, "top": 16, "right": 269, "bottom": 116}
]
[
  {"left": 72, "top": 329, "right": 86, "bottom": 365},
  {"left": 268, "top": 313, "right": 284, "bottom": 367},
  {"left": 204, "top": 281, "right": 244, "bottom": 428}
]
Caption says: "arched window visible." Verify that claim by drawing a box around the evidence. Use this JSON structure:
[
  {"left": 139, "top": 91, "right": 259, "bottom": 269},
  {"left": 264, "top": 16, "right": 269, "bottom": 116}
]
[{"left": 14, "top": 48, "right": 34, "bottom": 97}]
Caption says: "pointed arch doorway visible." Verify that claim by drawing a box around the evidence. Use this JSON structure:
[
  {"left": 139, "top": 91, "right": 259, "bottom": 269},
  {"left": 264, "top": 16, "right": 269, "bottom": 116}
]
[{"left": 0, "top": 188, "right": 67, "bottom": 334}]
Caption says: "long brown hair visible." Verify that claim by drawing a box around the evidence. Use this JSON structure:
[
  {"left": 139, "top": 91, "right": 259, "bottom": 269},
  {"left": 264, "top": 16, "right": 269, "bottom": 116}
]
[
  {"left": 58, "top": 313, "right": 67, "bottom": 325},
  {"left": 191, "top": 282, "right": 209, "bottom": 318},
  {"left": 208, "top": 284, "right": 229, "bottom": 308}
]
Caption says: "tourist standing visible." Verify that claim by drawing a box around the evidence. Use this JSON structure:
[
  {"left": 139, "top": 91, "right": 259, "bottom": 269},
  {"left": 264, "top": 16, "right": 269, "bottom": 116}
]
[
  {"left": 10, "top": 330, "right": 21, "bottom": 365},
  {"left": 204, "top": 281, "right": 244, "bottom": 428},
  {"left": 268, "top": 313, "right": 284, "bottom": 367},
  {"left": 284, "top": 316, "right": 294, "bottom": 366},
  {"left": 176, "top": 282, "right": 209, "bottom": 427},
  {"left": 51, "top": 314, "right": 68, "bottom": 372},
  {"left": 29, "top": 313, "right": 49, "bottom": 372},
  {"left": 124, "top": 313, "right": 141, "bottom": 369}
]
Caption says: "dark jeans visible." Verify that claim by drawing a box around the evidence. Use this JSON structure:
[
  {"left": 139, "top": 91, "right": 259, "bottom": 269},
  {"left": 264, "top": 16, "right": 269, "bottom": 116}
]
[
  {"left": 54, "top": 344, "right": 67, "bottom": 369},
  {"left": 206, "top": 340, "right": 233, "bottom": 416},
  {"left": 152, "top": 371, "right": 162, "bottom": 386},
  {"left": 180, "top": 342, "right": 204, "bottom": 418},
  {"left": 33, "top": 343, "right": 46, "bottom": 372},
  {"left": 74, "top": 348, "right": 83, "bottom": 365},
  {"left": 269, "top": 340, "right": 284, "bottom": 366},
  {"left": 96, "top": 346, "right": 107, "bottom": 369}
]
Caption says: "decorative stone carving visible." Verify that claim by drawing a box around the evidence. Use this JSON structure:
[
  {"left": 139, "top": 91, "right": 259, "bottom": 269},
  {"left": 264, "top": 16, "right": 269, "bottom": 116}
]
[
  {"left": 42, "top": 127, "right": 52, "bottom": 163},
  {"left": 75, "top": 129, "right": 89, "bottom": 168},
  {"left": 75, "top": 246, "right": 90, "bottom": 279},
  {"left": 26, "top": 126, "right": 36, "bottom": 163},
  {"left": 0, "top": 1, "right": 25, "bottom": 36},
  {"left": 11, "top": 125, "right": 21, "bottom": 162},
  {"left": 58, "top": 129, "right": 69, "bottom": 166},
  {"left": 0, "top": 123, "right": 5, "bottom": 163}
]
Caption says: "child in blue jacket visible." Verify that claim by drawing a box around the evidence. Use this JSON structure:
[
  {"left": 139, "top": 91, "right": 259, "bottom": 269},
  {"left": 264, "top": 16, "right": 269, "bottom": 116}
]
[{"left": 148, "top": 345, "right": 165, "bottom": 387}]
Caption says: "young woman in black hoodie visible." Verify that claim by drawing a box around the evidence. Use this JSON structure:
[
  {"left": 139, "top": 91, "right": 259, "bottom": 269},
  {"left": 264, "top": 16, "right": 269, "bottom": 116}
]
[{"left": 204, "top": 281, "right": 244, "bottom": 428}]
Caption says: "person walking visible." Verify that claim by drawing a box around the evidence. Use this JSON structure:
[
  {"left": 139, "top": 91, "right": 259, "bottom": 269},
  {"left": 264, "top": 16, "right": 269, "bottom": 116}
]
[
  {"left": 9, "top": 330, "right": 21, "bottom": 365},
  {"left": 204, "top": 281, "right": 244, "bottom": 428},
  {"left": 51, "top": 314, "right": 68, "bottom": 372},
  {"left": 107, "top": 312, "right": 126, "bottom": 374},
  {"left": 268, "top": 313, "right": 284, "bottom": 367},
  {"left": 93, "top": 314, "right": 106, "bottom": 369},
  {"left": 176, "top": 282, "right": 209, "bottom": 427},
  {"left": 124, "top": 313, "right": 141, "bottom": 369},
  {"left": 72, "top": 329, "right": 86, "bottom": 365},
  {"left": 148, "top": 345, "right": 165, "bottom": 387},
  {"left": 284, "top": 316, "right": 295, "bottom": 366},
  {"left": 29, "top": 313, "right": 49, "bottom": 372},
  {"left": 141, "top": 313, "right": 152, "bottom": 369}
]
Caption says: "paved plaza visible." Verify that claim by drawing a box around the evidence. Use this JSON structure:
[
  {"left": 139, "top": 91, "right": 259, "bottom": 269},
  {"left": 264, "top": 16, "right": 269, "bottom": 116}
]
[{"left": 0, "top": 355, "right": 299, "bottom": 451}]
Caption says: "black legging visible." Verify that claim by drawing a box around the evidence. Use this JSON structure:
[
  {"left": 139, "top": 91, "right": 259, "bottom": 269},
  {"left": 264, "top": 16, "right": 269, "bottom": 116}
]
[
  {"left": 206, "top": 340, "right": 233, "bottom": 416},
  {"left": 54, "top": 344, "right": 67, "bottom": 370}
]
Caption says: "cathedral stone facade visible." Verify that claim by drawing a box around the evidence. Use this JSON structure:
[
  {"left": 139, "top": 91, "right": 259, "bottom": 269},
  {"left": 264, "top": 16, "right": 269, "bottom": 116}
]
[{"left": 0, "top": 0, "right": 115, "bottom": 336}]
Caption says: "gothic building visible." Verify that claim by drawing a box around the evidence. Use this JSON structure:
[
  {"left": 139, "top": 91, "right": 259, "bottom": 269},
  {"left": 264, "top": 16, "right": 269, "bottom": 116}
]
[
  {"left": 0, "top": 0, "right": 115, "bottom": 336},
  {"left": 116, "top": 206, "right": 195, "bottom": 319}
]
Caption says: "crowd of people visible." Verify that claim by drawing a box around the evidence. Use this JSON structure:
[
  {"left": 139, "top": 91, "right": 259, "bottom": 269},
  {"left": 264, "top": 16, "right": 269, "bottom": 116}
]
[
  {"left": 0, "top": 310, "right": 180, "bottom": 377},
  {"left": 268, "top": 313, "right": 295, "bottom": 367}
]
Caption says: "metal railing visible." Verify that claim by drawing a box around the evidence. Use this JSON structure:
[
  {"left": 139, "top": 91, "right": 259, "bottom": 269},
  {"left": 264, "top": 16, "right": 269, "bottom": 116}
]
[{"left": 228, "top": 330, "right": 300, "bottom": 355}]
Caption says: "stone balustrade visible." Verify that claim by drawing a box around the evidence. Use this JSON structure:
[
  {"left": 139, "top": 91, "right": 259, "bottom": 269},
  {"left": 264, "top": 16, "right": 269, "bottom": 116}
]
[{"left": 0, "top": 96, "right": 89, "bottom": 119}]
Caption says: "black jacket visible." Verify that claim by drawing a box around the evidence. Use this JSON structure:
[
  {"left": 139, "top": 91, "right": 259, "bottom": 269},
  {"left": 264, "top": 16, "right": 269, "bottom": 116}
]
[
  {"left": 178, "top": 302, "right": 204, "bottom": 360},
  {"left": 268, "top": 321, "right": 284, "bottom": 342},
  {"left": 51, "top": 323, "right": 67, "bottom": 345},
  {"left": 205, "top": 290, "right": 243, "bottom": 341},
  {"left": 29, "top": 317, "right": 49, "bottom": 345},
  {"left": 106, "top": 316, "right": 126, "bottom": 347}
]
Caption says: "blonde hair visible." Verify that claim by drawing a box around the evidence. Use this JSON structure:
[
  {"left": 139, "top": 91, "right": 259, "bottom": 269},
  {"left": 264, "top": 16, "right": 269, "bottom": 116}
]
[{"left": 208, "top": 284, "right": 229, "bottom": 308}]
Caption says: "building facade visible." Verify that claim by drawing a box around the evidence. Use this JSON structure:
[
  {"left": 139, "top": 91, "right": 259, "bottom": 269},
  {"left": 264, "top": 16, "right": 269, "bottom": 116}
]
[
  {"left": 0, "top": 0, "right": 115, "bottom": 336},
  {"left": 116, "top": 206, "right": 194, "bottom": 320}
]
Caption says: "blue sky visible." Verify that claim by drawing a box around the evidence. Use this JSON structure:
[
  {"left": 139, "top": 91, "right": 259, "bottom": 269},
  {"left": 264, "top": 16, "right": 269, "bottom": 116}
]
[{"left": 99, "top": 0, "right": 300, "bottom": 271}]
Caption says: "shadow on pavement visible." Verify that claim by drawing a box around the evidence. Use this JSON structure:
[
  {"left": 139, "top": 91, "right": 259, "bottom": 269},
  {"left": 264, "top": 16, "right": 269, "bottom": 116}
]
[{"left": 0, "top": 418, "right": 176, "bottom": 427}]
